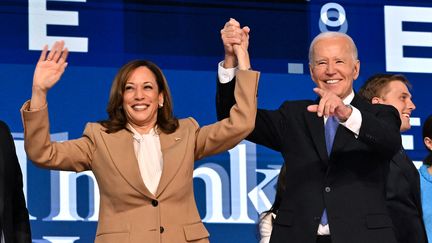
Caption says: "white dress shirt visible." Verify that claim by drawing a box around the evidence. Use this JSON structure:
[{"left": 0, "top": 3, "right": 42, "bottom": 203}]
[{"left": 128, "top": 125, "right": 163, "bottom": 195}]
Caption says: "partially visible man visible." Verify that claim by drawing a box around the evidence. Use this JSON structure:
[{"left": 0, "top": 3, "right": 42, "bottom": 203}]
[
  {"left": 359, "top": 74, "right": 428, "bottom": 243},
  {"left": 217, "top": 19, "right": 401, "bottom": 243},
  {"left": 0, "top": 120, "right": 31, "bottom": 243}
]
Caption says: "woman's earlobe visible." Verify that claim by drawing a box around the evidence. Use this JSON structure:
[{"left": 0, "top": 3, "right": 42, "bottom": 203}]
[{"left": 425, "top": 137, "right": 432, "bottom": 150}]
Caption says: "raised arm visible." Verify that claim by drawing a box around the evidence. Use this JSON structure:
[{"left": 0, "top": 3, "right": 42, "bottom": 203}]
[
  {"left": 22, "top": 41, "right": 94, "bottom": 172},
  {"left": 31, "top": 40, "right": 69, "bottom": 109},
  {"left": 193, "top": 19, "right": 259, "bottom": 159},
  {"left": 216, "top": 18, "right": 250, "bottom": 120}
]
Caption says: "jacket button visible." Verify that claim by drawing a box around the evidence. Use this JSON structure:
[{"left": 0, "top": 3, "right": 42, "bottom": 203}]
[
  {"left": 160, "top": 226, "right": 164, "bottom": 233},
  {"left": 325, "top": 187, "right": 331, "bottom": 192},
  {"left": 152, "top": 200, "right": 158, "bottom": 207}
]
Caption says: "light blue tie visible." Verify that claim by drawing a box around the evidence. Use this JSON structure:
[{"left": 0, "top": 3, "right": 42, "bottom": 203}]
[
  {"left": 325, "top": 116, "right": 339, "bottom": 156},
  {"left": 321, "top": 116, "right": 339, "bottom": 225}
]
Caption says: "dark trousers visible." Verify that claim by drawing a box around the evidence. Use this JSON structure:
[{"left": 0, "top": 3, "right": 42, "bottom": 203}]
[{"left": 316, "top": 235, "right": 331, "bottom": 243}]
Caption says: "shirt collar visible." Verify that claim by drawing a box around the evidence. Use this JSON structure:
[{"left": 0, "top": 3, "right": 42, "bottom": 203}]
[
  {"left": 127, "top": 123, "right": 157, "bottom": 140},
  {"left": 343, "top": 90, "right": 355, "bottom": 105}
]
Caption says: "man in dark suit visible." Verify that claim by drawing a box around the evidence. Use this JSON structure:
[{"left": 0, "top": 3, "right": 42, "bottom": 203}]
[
  {"left": 216, "top": 19, "right": 401, "bottom": 243},
  {"left": 0, "top": 120, "right": 31, "bottom": 242},
  {"left": 359, "top": 74, "right": 428, "bottom": 243}
]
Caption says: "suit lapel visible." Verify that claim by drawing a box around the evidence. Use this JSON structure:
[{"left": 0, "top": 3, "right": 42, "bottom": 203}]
[
  {"left": 331, "top": 94, "right": 363, "bottom": 156},
  {"left": 331, "top": 125, "right": 353, "bottom": 155},
  {"left": 307, "top": 94, "right": 361, "bottom": 162},
  {"left": 305, "top": 108, "right": 328, "bottom": 163},
  {"left": 156, "top": 130, "right": 188, "bottom": 197},
  {"left": 100, "top": 129, "right": 154, "bottom": 198}
]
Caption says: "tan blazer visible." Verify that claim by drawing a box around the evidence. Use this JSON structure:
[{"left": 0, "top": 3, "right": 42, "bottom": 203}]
[{"left": 21, "top": 70, "right": 259, "bottom": 243}]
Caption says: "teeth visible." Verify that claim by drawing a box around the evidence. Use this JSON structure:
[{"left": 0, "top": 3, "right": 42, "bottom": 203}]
[
  {"left": 402, "top": 114, "right": 410, "bottom": 118},
  {"left": 132, "top": 105, "right": 148, "bottom": 110},
  {"left": 326, "top": 80, "right": 339, "bottom": 84}
]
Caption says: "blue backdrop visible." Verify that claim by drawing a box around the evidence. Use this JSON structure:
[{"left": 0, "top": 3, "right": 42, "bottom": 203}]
[{"left": 0, "top": 0, "right": 431, "bottom": 242}]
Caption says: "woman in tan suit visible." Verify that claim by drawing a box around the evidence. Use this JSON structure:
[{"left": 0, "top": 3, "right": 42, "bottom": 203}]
[{"left": 21, "top": 27, "right": 258, "bottom": 243}]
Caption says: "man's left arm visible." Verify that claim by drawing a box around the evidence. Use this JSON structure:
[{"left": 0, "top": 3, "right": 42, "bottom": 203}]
[
  {"left": 2, "top": 123, "right": 31, "bottom": 242},
  {"left": 12, "top": 154, "right": 32, "bottom": 243},
  {"left": 356, "top": 103, "right": 401, "bottom": 156},
  {"left": 341, "top": 101, "right": 402, "bottom": 158}
]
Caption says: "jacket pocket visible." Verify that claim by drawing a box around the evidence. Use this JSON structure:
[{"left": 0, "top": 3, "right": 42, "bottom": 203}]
[
  {"left": 183, "top": 221, "right": 210, "bottom": 241},
  {"left": 273, "top": 209, "right": 294, "bottom": 226},
  {"left": 95, "top": 222, "right": 130, "bottom": 243},
  {"left": 365, "top": 214, "right": 392, "bottom": 229},
  {"left": 95, "top": 233, "right": 129, "bottom": 243}
]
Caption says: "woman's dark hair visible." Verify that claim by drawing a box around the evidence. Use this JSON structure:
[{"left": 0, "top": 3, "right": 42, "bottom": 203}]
[
  {"left": 100, "top": 60, "right": 178, "bottom": 134},
  {"left": 260, "top": 163, "right": 287, "bottom": 223},
  {"left": 423, "top": 114, "right": 432, "bottom": 165},
  {"left": 269, "top": 163, "right": 286, "bottom": 215},
  {"left": 256, "top": 163, "right": 286, "bottom": 241}
]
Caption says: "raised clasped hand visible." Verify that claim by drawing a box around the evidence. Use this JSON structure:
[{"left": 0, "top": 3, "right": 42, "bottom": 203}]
[
  {"left": 221, "top": 18, "right": 250, "bottom": 69},
  {"left": 33, "top": 40, "right": 69, "bottom": 93},
  {"left": 307, "top": 87, "right": 352, "bottom": 121}
]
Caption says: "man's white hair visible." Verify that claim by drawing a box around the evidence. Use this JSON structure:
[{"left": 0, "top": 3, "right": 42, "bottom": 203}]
[{"left": 308, "top": 32, "right": 358, "bottom": 65}]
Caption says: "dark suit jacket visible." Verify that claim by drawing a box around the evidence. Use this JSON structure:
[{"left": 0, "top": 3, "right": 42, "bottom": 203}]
[
  {"left": 216, "top": 80, "right": 402, "bottom": 243},
  {"left": 0, "top": 121, "right": 31, "bottom": 243},
  {"left": 386, "top": 149, "right": 428, "bottom": 243}
]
